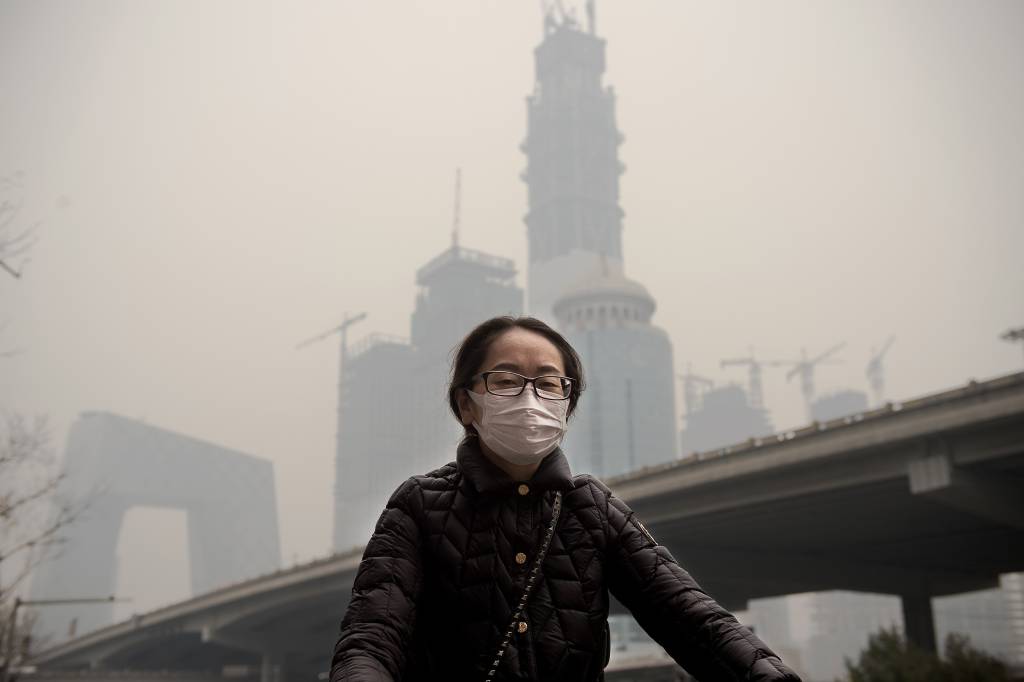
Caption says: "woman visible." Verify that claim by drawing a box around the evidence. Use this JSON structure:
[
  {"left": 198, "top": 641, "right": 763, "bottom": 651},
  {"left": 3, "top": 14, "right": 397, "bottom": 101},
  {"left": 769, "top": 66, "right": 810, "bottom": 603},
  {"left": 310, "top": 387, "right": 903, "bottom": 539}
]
[{"left": 331, "top": 316, "right": 801, "bottom": 681}]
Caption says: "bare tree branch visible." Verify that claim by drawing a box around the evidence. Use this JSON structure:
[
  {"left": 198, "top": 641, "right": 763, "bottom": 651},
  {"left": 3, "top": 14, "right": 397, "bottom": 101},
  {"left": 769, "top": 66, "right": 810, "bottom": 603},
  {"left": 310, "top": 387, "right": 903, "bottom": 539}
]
[
  {"left": 0, "top": 474, "right": 63, "bottom": 523},
  {"left": 0, "top": 540, "right": 55, "bottom": 598},
  {"left": 0, "top": 411, "right": 97, "bottom": 675},
  {"left": 0, "top": 413, "right": 86, "bottom": 584},
  {"left": 0, "top": 172, "right": 40, "bottom": 280},
  {"left": 0, "top": 413, "right": 49, "bottom": 470},
  {"left": 0, "top": 508, "right": 74, "bottom": 566}
]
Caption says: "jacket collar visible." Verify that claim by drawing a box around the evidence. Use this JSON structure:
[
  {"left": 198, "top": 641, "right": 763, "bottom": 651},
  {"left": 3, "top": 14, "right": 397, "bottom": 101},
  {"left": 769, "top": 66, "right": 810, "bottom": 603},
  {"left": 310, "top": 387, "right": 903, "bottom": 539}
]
[{"left": 457, "top": 438, "right": 574, "bottom": 496}]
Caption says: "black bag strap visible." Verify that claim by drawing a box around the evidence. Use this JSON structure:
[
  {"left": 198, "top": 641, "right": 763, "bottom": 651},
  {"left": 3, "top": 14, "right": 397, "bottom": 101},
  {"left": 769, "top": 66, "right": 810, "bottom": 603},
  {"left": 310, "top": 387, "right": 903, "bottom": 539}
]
[{"left": 484, "top": 490, "right": 563, "bottom": 681}]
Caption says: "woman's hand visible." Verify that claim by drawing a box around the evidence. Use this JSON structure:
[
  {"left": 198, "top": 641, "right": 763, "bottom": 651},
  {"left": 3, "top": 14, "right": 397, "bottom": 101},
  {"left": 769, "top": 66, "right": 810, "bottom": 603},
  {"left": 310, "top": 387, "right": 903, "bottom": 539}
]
[{"left": 592, "top": 477, "right": 803, "bottom": 682}]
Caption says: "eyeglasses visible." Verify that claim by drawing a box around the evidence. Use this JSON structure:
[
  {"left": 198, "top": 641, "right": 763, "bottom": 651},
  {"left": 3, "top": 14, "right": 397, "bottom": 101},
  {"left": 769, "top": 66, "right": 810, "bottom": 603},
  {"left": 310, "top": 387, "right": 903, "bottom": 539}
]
[{"left": 470, "top": 371, "right": 574, "bottom": 401}]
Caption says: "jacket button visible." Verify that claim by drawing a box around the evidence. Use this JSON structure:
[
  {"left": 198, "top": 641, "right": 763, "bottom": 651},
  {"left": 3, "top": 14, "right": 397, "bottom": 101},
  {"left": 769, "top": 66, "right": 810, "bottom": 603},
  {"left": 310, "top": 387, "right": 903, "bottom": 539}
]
[
  {"left": 515, "top": 552, "right": 527, "bottom": 565},
  {"left": 517, "top": 621, "right": 528, "bottom": 633},
  {"left": 517, "top": 484, "right": 530, "bottom": 496}
]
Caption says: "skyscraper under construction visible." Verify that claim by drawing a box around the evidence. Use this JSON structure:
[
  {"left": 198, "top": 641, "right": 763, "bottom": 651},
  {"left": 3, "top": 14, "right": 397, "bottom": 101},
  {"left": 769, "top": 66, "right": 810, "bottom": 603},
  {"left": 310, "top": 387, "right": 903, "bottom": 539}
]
[
  {"left": 522, "top": 4, "right": 678, "bottom": 476},
  {"left": 332, "top": 239, "right": 522, "bottom": 552},
  {"left": 522, "top": 4, "right": 626, "bottom": 324}
]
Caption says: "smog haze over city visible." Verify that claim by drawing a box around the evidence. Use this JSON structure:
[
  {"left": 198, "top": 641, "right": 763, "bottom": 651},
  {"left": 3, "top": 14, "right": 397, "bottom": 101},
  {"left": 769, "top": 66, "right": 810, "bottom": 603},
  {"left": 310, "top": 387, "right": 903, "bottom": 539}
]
[{"left": 1, "top": 0, "right": 1023, "bottom": 634}]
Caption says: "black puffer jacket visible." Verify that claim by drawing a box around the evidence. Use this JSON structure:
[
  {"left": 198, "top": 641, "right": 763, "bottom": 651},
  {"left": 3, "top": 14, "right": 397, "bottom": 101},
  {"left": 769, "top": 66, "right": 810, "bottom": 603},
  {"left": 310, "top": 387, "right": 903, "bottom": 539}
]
[{"left": 331, "top": 440, "right": 801, "bottom": 681}]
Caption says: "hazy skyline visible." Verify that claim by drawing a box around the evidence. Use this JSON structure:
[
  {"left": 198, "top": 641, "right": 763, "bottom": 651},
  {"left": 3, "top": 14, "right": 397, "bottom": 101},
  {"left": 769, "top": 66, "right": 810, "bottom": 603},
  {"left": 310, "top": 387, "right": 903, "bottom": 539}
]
[{"left": 2, "top": 1, "right": 1022, "bottom": 616}]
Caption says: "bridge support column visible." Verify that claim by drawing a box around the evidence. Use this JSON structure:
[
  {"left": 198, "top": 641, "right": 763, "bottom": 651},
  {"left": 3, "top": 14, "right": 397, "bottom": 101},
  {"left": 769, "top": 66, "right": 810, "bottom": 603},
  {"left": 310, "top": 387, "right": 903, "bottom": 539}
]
[
  {"left": 908, "top": 451, "right": 1024, "bottom": 529},
  {"left": 900, "top": 593, "right": 937, "bottom": 653},
  {"left": 260, "top": 652, "right": 281, "bottom": 682}
]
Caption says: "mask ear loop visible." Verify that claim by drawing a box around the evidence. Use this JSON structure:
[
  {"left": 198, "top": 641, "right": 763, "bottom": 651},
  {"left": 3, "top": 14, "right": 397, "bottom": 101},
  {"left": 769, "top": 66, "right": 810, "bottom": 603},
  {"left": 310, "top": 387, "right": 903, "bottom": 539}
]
[{"left": 463, "top": 387, "right": 481, "bottom": 438}]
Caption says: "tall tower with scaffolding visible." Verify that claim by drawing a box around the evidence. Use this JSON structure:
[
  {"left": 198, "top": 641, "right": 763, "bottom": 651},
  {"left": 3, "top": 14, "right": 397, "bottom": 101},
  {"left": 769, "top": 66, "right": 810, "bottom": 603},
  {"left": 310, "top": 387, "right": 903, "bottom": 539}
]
[
  {"left": 521, "top": 1, "right": 625, "bottom": 322},
  {"left": 528, "top": 3, "right": 678, "bottom": 475}
]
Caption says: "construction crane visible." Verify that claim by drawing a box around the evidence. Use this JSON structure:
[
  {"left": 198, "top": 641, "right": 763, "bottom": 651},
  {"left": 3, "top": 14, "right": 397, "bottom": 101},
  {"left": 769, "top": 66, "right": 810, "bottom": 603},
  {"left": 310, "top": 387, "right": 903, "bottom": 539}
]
[
  {"left": 780, "top": 342, "right": 846, "bottom": 417},
  {"left": 865, "top": 335, "right": 896, "bottom": 406},
  {"left": 720, "top": 348, "right": 788, "bottom": 412},
  {"left": 677, "top": 366, "right": 714, "bottom": 418},
  {"left": 1002, "top": 327, "right": 1024, "bottom": 364},
  {"left": 296, "top": 312, "right": 368, "bottom": 436},
  {"left": 295, "top": 313, "right": 367, "bottom": 500},
  {"left": 296, "top": 312, "right": 368, "bottom": 363}
]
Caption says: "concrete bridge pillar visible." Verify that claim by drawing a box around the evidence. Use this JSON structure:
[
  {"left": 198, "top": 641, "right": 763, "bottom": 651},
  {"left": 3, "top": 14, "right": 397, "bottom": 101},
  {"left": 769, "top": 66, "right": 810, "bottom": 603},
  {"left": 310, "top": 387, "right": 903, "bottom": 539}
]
[
  {"left": 900, "top": 592, "right": 937, "bottom": 653},
  {"left": 908, "top": 449, "right": 1024, "bottom": 530},
  {"left": 260, "top": 652, "right": 281, "bottom": 682}
]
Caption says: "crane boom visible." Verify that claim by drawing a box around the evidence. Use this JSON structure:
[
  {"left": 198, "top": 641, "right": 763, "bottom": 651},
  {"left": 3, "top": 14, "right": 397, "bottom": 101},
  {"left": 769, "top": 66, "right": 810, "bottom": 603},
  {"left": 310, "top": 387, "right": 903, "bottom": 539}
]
[
  {"left": 295, "top": 312, "right": 367, "bottom": 350},
  {"left": 781, "top": 343, "right": 846, "bottom": 418}
]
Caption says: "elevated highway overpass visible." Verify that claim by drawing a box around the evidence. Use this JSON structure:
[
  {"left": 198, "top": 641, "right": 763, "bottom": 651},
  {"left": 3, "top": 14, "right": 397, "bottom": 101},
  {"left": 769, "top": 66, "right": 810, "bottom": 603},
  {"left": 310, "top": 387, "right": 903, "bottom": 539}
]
[{"left": 28, "top": 371, "right": 1024, "bottom": 681}]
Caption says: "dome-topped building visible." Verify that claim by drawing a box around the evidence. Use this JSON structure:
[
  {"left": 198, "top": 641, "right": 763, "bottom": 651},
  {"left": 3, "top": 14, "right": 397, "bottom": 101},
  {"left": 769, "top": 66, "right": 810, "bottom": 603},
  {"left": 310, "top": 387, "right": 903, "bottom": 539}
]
[
  {"left": 552, "top": 261, "right": 656, "bottom": 331},
  {"left": 552, "top": 262, "right": 678, "bottom": 478}
]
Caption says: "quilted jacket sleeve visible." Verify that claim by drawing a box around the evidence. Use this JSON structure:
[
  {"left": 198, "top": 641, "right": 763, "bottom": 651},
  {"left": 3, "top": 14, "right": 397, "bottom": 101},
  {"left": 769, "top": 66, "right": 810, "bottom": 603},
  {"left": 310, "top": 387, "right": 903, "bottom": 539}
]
[
  {"left": 330, "top": 477, "right": 424, "bottom": 682},
  {"left": 595, "top": 480, "right": 802, "bottom": 682}
]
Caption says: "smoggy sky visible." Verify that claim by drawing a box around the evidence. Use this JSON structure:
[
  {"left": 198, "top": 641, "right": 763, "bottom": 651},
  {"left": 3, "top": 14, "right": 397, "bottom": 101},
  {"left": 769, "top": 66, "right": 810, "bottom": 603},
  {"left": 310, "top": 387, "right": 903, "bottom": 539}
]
[{"left": 2, "top": 1, "right": 1022, "bottom": 615}]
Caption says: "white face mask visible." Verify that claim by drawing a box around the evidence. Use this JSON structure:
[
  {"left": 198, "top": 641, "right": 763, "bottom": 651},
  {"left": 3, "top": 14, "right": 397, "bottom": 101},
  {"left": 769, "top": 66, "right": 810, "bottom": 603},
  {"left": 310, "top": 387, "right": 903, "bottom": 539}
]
[{"left": 465, "top": 387, "right": 569, "bottom": 466}]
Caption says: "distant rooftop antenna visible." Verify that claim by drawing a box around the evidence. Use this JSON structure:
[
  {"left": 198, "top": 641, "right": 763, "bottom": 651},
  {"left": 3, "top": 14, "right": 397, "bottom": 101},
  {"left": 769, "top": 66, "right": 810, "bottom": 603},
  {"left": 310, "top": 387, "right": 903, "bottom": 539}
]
[
  {"left": 1002, "top": 326, "right": 1024, "bottom": 364},
  {"left": 541, "top": 0, "right": 557, "bottom": 34},
  {"left": 451, "top": 167, "right": 461, "bottom": 248},
  {"left": 542, "top": 0, "right": 579, "bottom": 34},
  {"left": 586, "top": 0, "right": 596, "bottom": 34}
]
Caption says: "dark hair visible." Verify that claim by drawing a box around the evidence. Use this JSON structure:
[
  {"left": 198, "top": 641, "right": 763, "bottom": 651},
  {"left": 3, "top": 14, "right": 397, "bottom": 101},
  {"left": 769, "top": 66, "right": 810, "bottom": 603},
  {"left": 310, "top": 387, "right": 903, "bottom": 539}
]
[{"left": 448, "top": 316, "right": 585, "bottom": 438}]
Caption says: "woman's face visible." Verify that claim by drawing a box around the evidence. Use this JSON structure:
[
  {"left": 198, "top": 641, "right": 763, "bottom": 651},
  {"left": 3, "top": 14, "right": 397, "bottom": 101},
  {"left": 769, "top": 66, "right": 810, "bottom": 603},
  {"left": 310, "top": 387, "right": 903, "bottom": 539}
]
[{"left": 457, "top": 327, "right": 567, "bottom": 427}]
